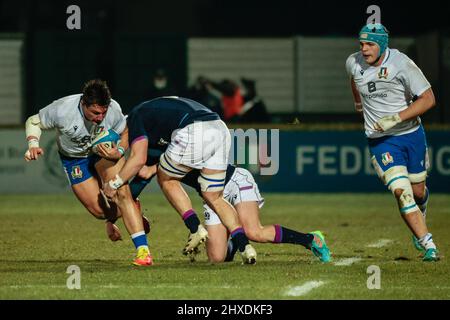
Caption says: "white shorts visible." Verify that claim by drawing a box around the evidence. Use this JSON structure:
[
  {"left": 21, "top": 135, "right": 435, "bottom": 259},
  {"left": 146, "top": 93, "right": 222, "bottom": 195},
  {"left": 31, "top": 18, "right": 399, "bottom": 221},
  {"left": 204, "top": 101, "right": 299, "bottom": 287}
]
[
  {"left": 165, "top": 120, "right": 231, "bottom": 171},
  {"left": 204, "top": 167, "right": 265, "bottom": 226}
]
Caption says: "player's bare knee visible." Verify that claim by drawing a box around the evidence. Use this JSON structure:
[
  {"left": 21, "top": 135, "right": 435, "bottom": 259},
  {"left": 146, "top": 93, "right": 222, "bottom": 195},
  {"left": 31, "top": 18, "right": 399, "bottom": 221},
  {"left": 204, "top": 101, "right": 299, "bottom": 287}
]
[
  {"left": 208, "top": 251, "right": 226, "bottom": 264},
  {"left": 114, "top": 187, "right": 129, "bottom": 204}
]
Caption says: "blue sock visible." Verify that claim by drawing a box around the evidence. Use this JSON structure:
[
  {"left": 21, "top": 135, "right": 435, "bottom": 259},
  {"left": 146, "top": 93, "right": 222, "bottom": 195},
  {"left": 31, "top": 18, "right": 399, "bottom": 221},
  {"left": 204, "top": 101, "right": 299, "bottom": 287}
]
[
  {"left": 231, "top": 227, "right": 249, "bottom": 252},
  {"left": 131, "top": 231, "right": 148, "bottom": 250},
  {"left": 224, "top": 239, "right": 238, "bottom": 262},
  {"left": 182, "top": 209, "right": 201, "bottom": 233}
]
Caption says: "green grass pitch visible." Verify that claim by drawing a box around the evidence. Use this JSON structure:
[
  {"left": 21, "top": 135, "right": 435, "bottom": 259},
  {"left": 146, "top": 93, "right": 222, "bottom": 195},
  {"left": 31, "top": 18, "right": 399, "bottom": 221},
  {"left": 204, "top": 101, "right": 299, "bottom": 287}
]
[{"left": 0, "top": 193, "right": 449, "bottom": 299}]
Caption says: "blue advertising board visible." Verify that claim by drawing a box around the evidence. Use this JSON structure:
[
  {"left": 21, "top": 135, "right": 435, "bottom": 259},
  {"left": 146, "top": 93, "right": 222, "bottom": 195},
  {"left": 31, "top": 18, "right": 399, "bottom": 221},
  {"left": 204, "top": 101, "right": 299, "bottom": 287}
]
[{"left": 241, "top": 130, "right": 450, "bottom": 193}]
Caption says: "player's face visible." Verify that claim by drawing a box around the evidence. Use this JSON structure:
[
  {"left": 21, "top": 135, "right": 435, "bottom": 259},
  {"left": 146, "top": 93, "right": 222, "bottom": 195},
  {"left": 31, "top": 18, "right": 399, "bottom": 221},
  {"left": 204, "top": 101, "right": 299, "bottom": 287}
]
[
  {"left": 83, "top": 104, "right": 108, "bottom": 124},
  {"left": 360, "top": 41, "right": 380, "bottom": 65}
]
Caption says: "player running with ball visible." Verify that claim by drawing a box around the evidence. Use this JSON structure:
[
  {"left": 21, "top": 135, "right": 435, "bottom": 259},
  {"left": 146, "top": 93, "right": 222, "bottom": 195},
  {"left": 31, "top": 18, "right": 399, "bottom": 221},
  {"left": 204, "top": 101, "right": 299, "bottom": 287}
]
[
  {"left": 24, "top": 79, "right": 152, "bottom": 266},
  {"left": 346, "top": 23, "right": 439, "bottom": 261}
]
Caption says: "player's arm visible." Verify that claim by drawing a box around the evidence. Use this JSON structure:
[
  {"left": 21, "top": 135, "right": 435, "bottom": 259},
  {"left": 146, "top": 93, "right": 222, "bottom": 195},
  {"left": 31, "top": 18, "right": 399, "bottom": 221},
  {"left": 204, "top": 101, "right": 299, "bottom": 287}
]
[
  {"left": 397, "top": 88, "right": 436, "bottom": 121},
  {"left": 374, "top": 89, "right": 435, "bottom": 132},
  {"left": 350, "top": 77, "right": 363, "bottom": 113},
  {"left": 103, "top": 138, "right": 148, "bottom": 198},
  {"left": 375, "top": 59, "right": 435, "bottom": 132},
  {"left": 24, "top": 114, "right": 45, "bottom": 161},
  {"left": 95, "top": 126, "right": 130, "bottom": 161}
]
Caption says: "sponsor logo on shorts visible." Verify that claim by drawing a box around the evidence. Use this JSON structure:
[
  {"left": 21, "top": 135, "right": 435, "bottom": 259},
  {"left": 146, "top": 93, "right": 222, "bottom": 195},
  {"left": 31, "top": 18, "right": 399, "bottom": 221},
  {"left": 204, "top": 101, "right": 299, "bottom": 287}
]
[
  {"left": 71, "top": 166, "right": 83, "bottom": 179},
  {"left": 381, "top": 152, "right": 394, "bottom": 166}
]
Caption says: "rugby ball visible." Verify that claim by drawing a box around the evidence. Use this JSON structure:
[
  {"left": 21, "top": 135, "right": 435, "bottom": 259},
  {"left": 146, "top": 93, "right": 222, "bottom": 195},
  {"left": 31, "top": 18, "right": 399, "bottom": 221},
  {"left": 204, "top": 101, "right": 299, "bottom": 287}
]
[{"left": 91, "top": 129, "right": 121, "bottom": 154}]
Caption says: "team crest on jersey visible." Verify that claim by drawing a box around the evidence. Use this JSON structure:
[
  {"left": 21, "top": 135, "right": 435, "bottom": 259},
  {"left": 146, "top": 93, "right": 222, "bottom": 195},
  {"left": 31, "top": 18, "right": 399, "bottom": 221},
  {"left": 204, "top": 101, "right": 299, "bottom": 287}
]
[
  {"left": 94, "top": 126, "right": 105, "bottom": 135},
  {"left": 71, "top": 166, "right": 83, "bottom": 179},
  {"left": 378, "top": 67, "right": 388, "bottom": 79},
  {"left": 381, "top": 152, "right": 394, "bottom": 166}
]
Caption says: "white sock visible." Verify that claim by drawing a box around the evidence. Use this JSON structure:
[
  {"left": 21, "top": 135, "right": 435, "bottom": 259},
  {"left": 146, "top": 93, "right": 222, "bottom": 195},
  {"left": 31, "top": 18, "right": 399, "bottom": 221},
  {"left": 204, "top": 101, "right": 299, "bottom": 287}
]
[{"left": 418, "top": 233, "right": 436, "bottom": 250}]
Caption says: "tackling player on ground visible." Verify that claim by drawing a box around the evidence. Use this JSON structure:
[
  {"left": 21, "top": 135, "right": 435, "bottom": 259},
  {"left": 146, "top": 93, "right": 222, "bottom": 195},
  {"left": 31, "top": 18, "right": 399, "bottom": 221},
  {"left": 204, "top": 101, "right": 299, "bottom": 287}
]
[
  {"left": 131, "top": 160, "right": 331, "bottom": 263},
  {"left": 346, "top": 23, "right": 439, "bottom": 261},
  {"left": 24, "top": 79, "right": 152, "bottom": 266}
]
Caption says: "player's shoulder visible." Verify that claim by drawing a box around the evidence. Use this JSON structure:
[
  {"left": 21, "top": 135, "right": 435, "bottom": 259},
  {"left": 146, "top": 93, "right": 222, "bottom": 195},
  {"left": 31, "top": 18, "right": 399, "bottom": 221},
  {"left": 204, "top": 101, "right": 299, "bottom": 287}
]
[
  {"left": 388, "top": 49, "right": 414, "bottom": 66},
  {"left": 346, "top": 51, "right": 361, "bottom": 63},
  {"left": 109, "top": 98, "right": 122, "bottom": 110},
  {"left": 345, "top": 51, "right": 363, "bottom": 74},
  {"left": 50, "top": 94, "right": 82, "bottom": 108},
  {"left": 41, "top": 94, "right": 81, "bottom": 118},
  {"left": 387, "top": 49, "right": 422, "bottom": 75}
]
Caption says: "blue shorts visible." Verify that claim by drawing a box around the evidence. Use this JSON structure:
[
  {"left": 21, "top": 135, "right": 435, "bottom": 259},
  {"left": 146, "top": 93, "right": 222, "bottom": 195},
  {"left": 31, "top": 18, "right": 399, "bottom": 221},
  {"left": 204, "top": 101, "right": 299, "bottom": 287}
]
[
  {"left": 368, "top": 125, "right": 429, "bottom": 179},
  {"left": 59, "top": 153, "right": 101, "bottom": 185}
]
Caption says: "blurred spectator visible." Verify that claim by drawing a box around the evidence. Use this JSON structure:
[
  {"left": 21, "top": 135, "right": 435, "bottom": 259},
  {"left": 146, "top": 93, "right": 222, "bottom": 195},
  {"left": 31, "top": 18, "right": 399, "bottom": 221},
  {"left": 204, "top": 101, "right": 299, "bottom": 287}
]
[
  {"left": 147, "top": 68, "right": 177, "bottom": 100},
  {"left": 187, "top": 76, "right": 223, "bottom": 119},
  {"left": 206, "top": 78, "right": 244, "bottom": 122},
  {"left": 239, "top": 77, "right": 270, "bottom": 123}
]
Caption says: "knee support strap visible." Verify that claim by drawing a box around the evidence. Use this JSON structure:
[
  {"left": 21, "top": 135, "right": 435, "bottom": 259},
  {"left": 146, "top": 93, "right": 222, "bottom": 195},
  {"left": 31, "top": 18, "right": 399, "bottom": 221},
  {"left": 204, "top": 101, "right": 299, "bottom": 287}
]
[
  {"left": 198, "top": 171, "right": 226, "bottom": 192},
  {"left": 384, "top": 166, "right": 419, "bottom": 214}
]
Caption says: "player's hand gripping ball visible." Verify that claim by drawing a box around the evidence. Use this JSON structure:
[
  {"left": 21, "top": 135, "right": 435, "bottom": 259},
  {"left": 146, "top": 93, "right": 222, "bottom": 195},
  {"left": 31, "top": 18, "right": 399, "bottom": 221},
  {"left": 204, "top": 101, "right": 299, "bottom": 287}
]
[{"left": 91, "top": 129, "right": 121, "bottom": 155}]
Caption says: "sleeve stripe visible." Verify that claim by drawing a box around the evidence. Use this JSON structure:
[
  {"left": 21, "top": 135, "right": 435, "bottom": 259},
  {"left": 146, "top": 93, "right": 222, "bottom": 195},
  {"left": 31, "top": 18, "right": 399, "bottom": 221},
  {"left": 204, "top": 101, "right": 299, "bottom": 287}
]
[{"left": 131, "top": 135, "right": 148, "bottom": 146}]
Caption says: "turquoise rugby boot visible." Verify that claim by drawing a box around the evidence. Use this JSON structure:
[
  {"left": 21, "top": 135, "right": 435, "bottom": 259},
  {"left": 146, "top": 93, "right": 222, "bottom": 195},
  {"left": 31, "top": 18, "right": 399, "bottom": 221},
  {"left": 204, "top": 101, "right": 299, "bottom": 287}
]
[
  {"left": 309, "top": 231, "right": 331, "bottom": 263},
  {"left": 423, "top": 248, "right": 439, "bottom": 262}
]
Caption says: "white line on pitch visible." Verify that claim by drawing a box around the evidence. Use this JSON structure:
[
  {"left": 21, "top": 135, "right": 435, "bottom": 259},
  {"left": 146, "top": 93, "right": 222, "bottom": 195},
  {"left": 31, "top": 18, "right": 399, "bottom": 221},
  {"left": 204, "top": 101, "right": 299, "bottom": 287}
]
[
  {"left": 284, "top": 281, "right": 325, "bottom": 297},
  {"left": 333, "top": 257, "right": 362, "bottom": 266},
  {"left": 367, "top": 239, "right": 394, "bottom": 248}
]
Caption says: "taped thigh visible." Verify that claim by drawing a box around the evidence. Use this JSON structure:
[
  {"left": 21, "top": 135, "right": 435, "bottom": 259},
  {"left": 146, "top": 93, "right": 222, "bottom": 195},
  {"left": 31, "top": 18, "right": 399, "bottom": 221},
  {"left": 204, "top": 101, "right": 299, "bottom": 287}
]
[
  {"left": 158, "top": 153, "right": 191, "bottom": 178},
  {"left": 198, "top": 171, "right": 226, "bottom": 192}
]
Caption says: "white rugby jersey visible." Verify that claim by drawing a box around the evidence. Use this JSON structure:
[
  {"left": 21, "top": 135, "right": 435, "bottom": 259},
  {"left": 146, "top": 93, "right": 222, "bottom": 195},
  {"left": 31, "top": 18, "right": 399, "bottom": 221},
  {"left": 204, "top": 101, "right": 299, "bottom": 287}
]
[
  {"left": 39, "top": 94, "right": 127, "bottom": 157},
  {"left": 346, "top": 48, "right": 431, "bottom": 138}
]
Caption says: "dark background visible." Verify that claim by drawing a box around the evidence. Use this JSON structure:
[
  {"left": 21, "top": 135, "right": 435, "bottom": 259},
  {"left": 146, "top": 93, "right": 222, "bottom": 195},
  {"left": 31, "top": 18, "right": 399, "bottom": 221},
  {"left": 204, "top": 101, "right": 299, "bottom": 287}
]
[
  {"left": 1, "top": 0, "right": 450, "bottom": 36},
  {"left": 1, "top": 0, "right": 449, "bottom": 121}
]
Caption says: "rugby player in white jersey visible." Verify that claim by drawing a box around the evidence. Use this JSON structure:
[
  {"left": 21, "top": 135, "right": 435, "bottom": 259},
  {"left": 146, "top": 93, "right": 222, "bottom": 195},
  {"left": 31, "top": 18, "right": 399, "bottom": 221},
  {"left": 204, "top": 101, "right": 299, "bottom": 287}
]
[
  {"left": 346, "top": 23, "right": 439, "bottom": 261},
  {"left": 23, "top": 79, "right": 152, "bottom": 266}
]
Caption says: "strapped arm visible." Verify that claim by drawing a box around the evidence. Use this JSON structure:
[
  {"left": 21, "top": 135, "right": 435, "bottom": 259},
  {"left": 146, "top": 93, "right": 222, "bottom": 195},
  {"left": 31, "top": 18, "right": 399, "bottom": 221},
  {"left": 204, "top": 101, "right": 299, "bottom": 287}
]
[{"left": 25, "top": 114, "right": 43, "bottom": 148}]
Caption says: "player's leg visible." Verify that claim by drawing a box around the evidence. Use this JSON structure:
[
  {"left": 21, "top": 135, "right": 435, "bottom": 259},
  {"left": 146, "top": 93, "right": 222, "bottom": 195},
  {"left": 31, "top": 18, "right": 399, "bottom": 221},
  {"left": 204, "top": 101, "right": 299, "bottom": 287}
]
[
  {"left": 61, "top": 155, "right": 123, "bottom": 241},
  {"left": 232, "top": 202, "right": 330, "bottom": 262},
  {"left": 96, "top": 157, "right": 152, "bottom": 266},
  {"left": 204, "top": 206, "right": 229, "bottom": 263},
  {"left": 199, "top": 168, "right": 256, "bottom": 264},
  {"left": 406, "top": 131, "right": 437, "bottom": 261},
  {"left": 71, "top": 176, "right": 116, "bottom": 220},
  {"left": 197, "top": 120, "right": 256, "bottom": 264},
  {"left": 412, "top": 181, "right": 429, "bottom": 218},
  {"left": 371, "top": 139, "right": 437, "bottom": 261},
  {"left": 157, "top": 154, "right": 208, "bottom": 255},
  {"left": 375, "top": 164, "right": 429, "bottom": 238},
  {"left": 231, "top": 168, "right": 330, "bottom": 262}
]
